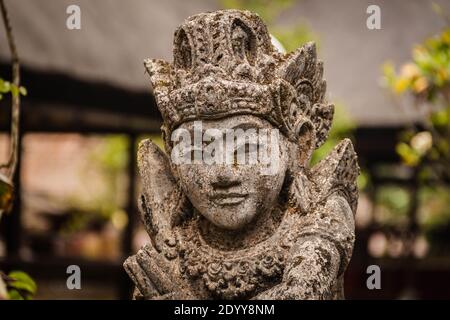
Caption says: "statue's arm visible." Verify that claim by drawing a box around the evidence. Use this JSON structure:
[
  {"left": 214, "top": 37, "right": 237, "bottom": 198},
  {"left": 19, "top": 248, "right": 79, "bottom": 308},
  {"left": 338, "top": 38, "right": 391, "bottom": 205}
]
[
  {"left": 124, "top": 241, "right": 198, "bottom": 300},
  {"left": 254, "top": 193, "right": 355, "bottom": 300},
  {"left": 124, "top": 139, "right": 197, "bottom": 299},
  {"left": 254, "top": 236, "right": 341, "bottom": 299}
]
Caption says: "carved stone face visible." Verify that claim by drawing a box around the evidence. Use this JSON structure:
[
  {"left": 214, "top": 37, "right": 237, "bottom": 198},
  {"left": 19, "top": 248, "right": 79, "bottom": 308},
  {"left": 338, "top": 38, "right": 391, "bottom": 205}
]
[{"left": 172, "top": 115, "right": 290, "bottom": 230}]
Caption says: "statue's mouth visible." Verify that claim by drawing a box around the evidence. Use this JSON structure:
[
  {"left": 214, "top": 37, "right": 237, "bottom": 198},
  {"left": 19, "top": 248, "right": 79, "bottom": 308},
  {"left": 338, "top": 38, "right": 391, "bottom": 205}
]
[{"left": 210, "top": 192, "right": 248, "bottom": 206}]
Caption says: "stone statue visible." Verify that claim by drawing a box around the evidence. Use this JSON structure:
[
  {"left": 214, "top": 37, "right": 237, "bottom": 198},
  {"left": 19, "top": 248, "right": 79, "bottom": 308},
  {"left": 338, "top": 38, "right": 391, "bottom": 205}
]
[{"left": 124, "top": 9, "right": 359, "bottom": 300}]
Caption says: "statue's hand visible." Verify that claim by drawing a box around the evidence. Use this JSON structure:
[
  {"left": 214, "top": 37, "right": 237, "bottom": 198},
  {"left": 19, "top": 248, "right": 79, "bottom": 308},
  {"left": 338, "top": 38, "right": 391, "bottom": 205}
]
[
  {"left": 253, "top": 194, "right": 354, "bottom": 300},
  {"left": 124, "top": 139, "right": 195, "bottom": 299},
  {"left": 124, "top": 242, "right": 196, "bottom": 300},
  {"left": 137, "top": 139, "right": 189, "bottom": 253}
]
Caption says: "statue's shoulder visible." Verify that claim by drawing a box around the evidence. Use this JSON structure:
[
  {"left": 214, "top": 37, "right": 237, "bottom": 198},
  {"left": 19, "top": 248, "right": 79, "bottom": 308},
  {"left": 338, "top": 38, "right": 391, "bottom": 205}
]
[{"left": 309, "top": 138, "right": 360, "bottom": 215}]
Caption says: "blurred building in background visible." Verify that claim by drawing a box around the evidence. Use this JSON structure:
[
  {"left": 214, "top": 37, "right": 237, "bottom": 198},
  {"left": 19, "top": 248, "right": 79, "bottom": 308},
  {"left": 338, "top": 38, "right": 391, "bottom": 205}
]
[{"left": 0, "top": 0, "right": 449, "bottom": 299}]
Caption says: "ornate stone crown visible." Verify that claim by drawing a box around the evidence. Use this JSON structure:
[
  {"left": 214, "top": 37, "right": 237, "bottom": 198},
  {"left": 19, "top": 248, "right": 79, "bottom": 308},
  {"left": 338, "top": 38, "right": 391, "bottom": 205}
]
[{"left": 145, "top": 9, "right": 333, "bottom": 148}]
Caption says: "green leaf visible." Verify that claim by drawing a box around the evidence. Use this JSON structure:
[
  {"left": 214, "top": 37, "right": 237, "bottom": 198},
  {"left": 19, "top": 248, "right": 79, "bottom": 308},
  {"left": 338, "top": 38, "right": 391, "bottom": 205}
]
[
  {"left": 19, "top": 86, "right": 27, "bottom": 96},
  {"left": 431, "top": 106, "right": 449, "bottom": 128},
  {"left": 0, "top": 79, "right": 11, "bottom": 93},
  {"left": 10, "top": 84, "right": 19, "bottom": 98},
  {"left": 8, "top": 271, "right": 37, "bottom": 296},
  {"left": 396, "top": 142, "right": 420, "bottom": 166},
  {"left": 7, "top": 289, "right": 24, "bottom": 300}
]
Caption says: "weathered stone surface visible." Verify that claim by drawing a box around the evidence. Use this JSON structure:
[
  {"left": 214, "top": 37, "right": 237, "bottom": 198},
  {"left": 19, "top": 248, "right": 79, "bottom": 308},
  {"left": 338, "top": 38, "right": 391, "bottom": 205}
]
[{"left": 124, "top": 9, "right": 359, "bottom": 300}]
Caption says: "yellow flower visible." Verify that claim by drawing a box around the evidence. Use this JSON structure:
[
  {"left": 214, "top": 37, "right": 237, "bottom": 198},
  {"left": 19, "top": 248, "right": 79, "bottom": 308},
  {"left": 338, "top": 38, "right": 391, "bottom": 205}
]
[
  {"left": 442, "top": 30, "right": 450, "bottom": 44},
  {"left": 400, "top": 63, "right": 420, "bottom": 79},
  {"left": 436, "top": 68, "right": 449, "bottom": 84},
  {"left": 410, "top": 131, "right": 433, "bottom": 155},
  {"left": 396, "top": 142, "right": 420, "bottom": 166},
  {"left": 412, "top": 76, "right": 428, "bottom": 93},
  {"left": 394, "top": 78, "right": 410, "bottom": 93}
]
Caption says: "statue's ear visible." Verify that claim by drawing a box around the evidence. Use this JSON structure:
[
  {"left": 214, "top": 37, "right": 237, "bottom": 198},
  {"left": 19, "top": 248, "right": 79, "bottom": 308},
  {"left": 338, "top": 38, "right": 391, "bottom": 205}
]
[{"left": 293, "top": 118, "right": 316, "bottom": 167}]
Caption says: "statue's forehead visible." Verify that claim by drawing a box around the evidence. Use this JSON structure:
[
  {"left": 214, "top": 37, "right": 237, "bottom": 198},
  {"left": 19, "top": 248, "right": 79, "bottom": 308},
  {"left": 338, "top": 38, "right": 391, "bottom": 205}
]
[{"left": 178, "top": 115, "right": 274, "bottom": 131}]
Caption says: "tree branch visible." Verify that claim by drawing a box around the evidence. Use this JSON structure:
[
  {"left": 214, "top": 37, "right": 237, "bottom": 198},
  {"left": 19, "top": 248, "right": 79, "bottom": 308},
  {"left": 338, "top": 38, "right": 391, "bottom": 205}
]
[{"left": 0, "top": 0, "right": 20, "bottom": 181}]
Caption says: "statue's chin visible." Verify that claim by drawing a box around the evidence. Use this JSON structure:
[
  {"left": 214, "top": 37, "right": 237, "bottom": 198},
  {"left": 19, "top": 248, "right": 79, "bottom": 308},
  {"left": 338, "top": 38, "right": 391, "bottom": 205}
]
[{"left": 200, "top": 209, "right": 257, "bottom": 231}]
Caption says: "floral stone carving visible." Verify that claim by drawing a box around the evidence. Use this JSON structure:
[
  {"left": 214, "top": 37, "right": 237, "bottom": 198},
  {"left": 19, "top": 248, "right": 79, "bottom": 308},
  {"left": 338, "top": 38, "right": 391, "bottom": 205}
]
[{"left": 124, "top": 9, "right": 359, "bottom": 300}]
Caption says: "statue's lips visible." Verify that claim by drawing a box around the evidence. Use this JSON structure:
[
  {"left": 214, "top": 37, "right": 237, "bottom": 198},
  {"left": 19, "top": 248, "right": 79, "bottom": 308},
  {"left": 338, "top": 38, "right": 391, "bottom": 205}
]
[{"left": 210, "top": 192, "right": 248, "bottom": 206}]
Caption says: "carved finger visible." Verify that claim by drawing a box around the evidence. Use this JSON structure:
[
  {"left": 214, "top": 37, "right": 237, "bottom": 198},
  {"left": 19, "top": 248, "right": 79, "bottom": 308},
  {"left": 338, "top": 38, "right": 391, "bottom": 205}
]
[
  {"left": 135, "top": 247, "right": 177, "bottom": 295},
  {"left": 123, "top": 255, "right": 159, "bottom": 299}
]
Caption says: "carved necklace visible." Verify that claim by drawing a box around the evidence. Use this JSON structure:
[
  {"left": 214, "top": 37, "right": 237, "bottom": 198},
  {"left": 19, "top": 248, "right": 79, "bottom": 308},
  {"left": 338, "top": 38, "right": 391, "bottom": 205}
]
[{"left": 176, "top": 206, "right": 304, "bottom": 299}]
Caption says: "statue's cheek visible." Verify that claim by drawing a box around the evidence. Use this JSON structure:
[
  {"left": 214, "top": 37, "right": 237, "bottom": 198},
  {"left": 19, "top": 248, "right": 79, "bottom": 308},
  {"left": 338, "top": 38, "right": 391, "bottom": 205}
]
[{"left": 177, "top": 165, "right": 210, "bottom": 192}]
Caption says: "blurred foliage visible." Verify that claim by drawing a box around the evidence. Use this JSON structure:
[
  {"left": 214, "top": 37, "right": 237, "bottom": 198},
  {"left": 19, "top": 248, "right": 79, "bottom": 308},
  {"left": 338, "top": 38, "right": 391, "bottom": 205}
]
[
  {"left": 374, "top": 185, "right": 410, "bottom": 227},
  {"left": 382, "top": 7, "right": 450, "bottom": 252},
  {"left": 0, "top": 271, "right": 37, "bottom": 300},
  {"left": 0, "top": 77, "right": 26, "bottom": 101},
  {"left": 62, "top": 135, "right": 129, "bottom": 235},
  {"left": 382, "top": 28, "right": 450, "bottom": 180},
  {"left": 60, "top": 134, "right": 167, "bottom": 236},
  {"left": 418, "top": 185, "right": 450, "bottom": 253}
]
